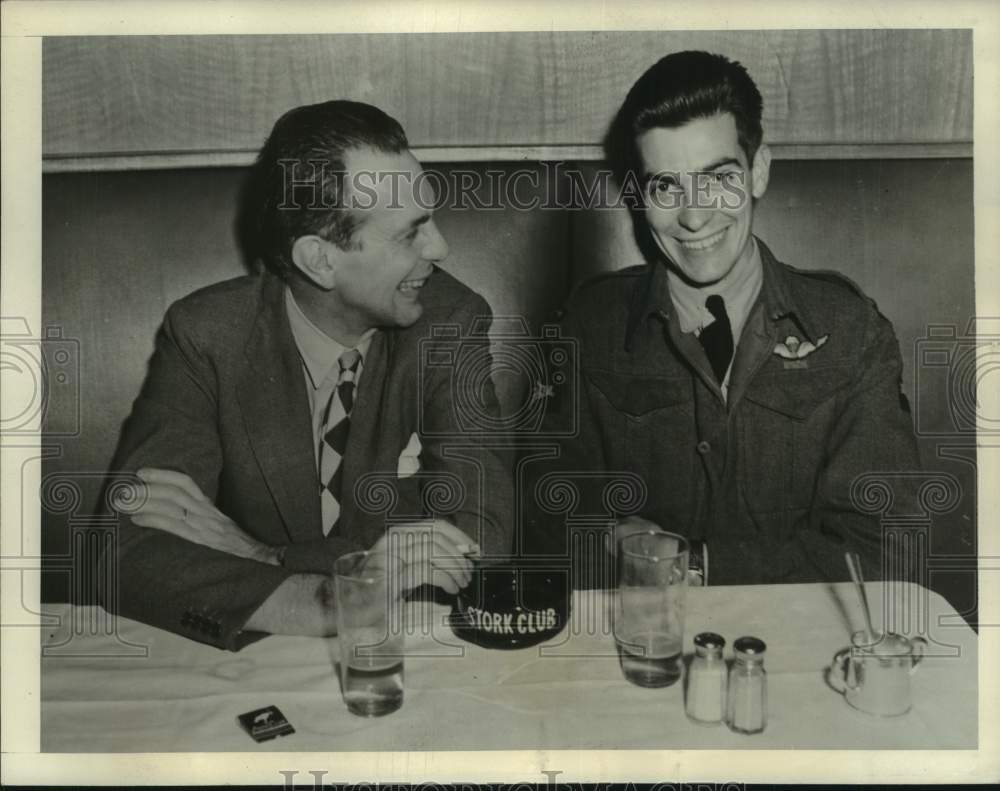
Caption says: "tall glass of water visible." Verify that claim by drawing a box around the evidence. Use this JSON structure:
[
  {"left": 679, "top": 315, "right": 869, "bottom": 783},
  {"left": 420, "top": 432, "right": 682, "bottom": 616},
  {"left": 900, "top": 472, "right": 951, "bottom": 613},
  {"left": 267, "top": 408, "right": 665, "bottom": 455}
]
[
  {"left": 615, "top": 530, "right": 689, "bottom": 688},
  {"left": 333, "top": 550, "right": 405, "bottom": 717}
]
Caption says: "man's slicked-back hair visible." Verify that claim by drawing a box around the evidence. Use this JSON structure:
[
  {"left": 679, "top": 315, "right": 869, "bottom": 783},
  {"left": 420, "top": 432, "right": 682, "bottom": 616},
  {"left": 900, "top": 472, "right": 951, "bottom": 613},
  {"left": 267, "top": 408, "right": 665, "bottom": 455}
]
[
  {"left": 604, "top": 51, "right": 764, "bottom": 187},
  {"left": 249, "top": 100, "right": 409, "bottom": 278}
]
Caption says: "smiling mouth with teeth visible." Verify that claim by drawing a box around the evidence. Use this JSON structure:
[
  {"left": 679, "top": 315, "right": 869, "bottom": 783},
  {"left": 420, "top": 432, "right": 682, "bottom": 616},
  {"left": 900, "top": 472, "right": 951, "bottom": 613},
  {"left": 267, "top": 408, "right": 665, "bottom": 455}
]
[
  {"left": 398, "top": 277, "right": 429, "bottom": 292},
  {"left": 679, "top": 227, "right": 727, "bottom": 251}
]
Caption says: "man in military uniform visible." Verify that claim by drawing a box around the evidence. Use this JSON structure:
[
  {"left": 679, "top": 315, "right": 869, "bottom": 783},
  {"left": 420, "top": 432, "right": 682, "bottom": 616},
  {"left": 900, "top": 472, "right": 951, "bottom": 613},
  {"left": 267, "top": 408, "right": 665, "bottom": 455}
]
[{"left": 526, "top": 51, "right": 921, "bottom": 585}]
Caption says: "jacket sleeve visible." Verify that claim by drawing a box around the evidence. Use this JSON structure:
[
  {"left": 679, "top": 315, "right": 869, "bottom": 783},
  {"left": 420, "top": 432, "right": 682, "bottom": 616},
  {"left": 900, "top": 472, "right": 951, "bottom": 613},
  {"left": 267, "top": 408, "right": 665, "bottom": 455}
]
[
  {"left": 798, "top": 308, "right": 923, "bottom": 582},
  {"left": 519, "top": 305, "right": 616, "bottom": 585},
  {"left": 101, "top": 302, "right": 292, "bottom": 651},
  {"left": 417, "top": 296, "right": 515, "bottom": 558}
]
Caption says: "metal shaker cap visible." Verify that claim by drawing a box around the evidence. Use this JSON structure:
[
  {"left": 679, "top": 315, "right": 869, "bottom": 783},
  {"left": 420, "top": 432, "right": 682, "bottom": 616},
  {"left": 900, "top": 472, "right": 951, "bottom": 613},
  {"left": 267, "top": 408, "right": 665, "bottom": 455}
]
[
  {"left": 733, "top": 636, "right": 767, "bottom": 659},
  {"left": 693, "top": 631, "right": 726, "bottom": 655}
]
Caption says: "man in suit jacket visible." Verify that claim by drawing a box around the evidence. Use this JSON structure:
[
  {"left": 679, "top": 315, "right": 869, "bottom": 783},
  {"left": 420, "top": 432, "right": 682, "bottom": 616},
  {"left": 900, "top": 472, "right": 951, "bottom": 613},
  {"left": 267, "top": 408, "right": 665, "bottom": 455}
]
[
  {"left": 524, "top": 51, "right": 921, "bottom": 586},
  {"left": 103, "top": 101, "right": 513, "bottom": 650}
]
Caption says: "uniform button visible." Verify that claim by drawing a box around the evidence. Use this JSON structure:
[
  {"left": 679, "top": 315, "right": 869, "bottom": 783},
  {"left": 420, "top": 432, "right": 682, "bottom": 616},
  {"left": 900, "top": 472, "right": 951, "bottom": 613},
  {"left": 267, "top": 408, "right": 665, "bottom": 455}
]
[{"left": 696, "top": 441, "right": 711, "bottom": 454}]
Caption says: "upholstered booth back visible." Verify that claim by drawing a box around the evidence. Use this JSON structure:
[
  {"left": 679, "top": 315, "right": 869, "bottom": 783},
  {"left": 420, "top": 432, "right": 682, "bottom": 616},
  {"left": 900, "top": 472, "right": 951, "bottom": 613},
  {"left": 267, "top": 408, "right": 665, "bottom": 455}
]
[{"left": 41, "top": 158, "right": 976, "bottom": 616}]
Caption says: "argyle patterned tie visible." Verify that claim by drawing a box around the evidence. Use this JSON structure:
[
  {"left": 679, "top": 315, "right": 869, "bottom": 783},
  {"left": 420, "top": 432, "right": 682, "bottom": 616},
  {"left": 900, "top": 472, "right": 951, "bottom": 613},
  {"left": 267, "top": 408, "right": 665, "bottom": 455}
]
[
  {"left": 699, "top": 294, "right": 734, "bottom": 385},
  {"left": 319, "top": 349, "right": 362, "bottom": 536}
]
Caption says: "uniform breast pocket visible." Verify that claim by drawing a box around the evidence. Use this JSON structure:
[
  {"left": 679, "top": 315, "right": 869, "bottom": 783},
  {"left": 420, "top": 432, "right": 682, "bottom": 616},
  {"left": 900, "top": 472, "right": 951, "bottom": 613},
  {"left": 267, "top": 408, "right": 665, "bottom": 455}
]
[
  {"left": 740, "top": 367, "right": 850, "bottom": 515},
  {"left": 584, "top": 369, "right": 696, "bottom": 503}
]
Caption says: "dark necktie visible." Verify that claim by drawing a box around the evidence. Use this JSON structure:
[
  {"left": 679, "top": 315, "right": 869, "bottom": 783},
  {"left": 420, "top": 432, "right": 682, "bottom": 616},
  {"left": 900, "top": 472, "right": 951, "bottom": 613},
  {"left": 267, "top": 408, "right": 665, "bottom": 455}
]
[
  {"left": 319, "top": 349, "right": 362, "bottom": 536},
  {"left": 699, "top": 295, "right": 734, "bottom": 385}
]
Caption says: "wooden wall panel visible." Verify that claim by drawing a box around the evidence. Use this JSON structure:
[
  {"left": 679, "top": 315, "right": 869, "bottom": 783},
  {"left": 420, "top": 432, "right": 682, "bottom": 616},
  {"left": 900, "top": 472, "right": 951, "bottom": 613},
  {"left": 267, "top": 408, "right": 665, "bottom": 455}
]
[{"left": 43, "top": 30, "right": 972, "bottom": 166}]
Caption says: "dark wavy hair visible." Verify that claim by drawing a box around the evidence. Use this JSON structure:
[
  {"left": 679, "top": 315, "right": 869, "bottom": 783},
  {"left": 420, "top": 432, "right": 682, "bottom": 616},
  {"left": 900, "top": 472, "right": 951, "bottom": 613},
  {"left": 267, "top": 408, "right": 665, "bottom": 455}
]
[
  {"left": 243, "top": 100, "right": 409, "bottom": 278},
  {"left": 604, "top": 51, "right": 764, "bottom": 187}
]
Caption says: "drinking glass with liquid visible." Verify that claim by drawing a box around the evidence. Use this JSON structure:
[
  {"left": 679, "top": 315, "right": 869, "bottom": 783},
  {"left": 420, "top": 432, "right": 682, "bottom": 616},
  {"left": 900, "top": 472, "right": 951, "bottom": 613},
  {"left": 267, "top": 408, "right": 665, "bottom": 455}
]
[
  {"left": 614, "top": 530, "right": 689, "bottom": 688},
  {"left": 333, "top": 550, "right": 405, "bottom": 717}
]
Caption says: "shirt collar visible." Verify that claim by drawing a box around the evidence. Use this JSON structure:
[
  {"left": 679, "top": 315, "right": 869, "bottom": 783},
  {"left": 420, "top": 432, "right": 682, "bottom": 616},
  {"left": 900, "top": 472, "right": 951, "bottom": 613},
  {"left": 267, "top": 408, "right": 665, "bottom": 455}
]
[
  {"left": 284, "top": 287, "right": 374, "bottom": 389},
  {"left": 624, "top": 236, "right": 820, "bottom": 351},
  {"left": 666, "top": 237, "right": 763, "bottom": 335}
]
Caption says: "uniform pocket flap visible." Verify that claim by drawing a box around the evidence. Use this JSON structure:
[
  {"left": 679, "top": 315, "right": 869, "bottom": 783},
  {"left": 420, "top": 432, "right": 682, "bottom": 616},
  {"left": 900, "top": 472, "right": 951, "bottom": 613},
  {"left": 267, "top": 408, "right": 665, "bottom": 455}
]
[
  {"left": 585, "top": 369, "right": 691, "bottom": 416},
  {"left": 743, "top": 366, "right": 851, "bottom": 420}
]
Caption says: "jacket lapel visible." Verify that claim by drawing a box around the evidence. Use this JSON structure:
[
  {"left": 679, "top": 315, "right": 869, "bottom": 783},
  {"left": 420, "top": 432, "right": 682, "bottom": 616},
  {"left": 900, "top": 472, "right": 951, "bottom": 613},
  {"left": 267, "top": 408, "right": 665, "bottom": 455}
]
[
  {"left": 728, "top": 239, "right": 813, "bottom": 410},
  {"left": 627, "top": 263, "right": 723, "bottom": 396},
  {"left": 339, "top": 329, "right": 393, "bottom": 538},
  {"left": 236, "top": 276, "right": 322, "bottom": 543},
  {"left": 727, "top": 300, "right": 778, "bottom": 409}
]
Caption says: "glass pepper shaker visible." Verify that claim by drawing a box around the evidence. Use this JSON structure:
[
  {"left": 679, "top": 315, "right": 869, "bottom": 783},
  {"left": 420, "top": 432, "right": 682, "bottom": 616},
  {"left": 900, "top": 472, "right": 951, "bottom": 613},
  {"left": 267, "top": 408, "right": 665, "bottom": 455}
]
[
  {"left": 686, "top": 632, "right": 727, "bottom": 725},
  {"left": 727, "top": 636, "right": 767, "bottom": 734}
]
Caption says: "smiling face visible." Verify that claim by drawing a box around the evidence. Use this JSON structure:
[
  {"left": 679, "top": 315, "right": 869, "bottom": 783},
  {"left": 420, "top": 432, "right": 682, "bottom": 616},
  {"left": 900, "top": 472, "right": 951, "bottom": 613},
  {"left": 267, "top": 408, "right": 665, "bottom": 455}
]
[
  {"left": 637, "top": 113, "right": 770, "bottom": 287},
  {"left": 325, "top": 146, "right": 448, "bottom": 337}
]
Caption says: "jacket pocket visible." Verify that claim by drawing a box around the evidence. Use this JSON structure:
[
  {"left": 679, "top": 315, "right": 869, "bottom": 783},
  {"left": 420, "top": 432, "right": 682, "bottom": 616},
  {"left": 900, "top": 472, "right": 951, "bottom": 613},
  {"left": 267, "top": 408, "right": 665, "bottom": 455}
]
[
  {"left": 585, "top": 369, "right": 692, "bottom": 417},
  {"left": 740, "top": 366, "right": 851, "bottom": 514},
  {"left": 584, "top": 369, "right": 697, "bottom": 519}
]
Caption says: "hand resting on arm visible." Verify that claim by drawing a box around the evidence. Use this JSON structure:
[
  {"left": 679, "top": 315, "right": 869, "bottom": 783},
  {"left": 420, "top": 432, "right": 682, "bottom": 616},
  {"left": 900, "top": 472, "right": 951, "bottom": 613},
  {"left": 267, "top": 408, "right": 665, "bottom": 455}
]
[{"left": 116, "top": 468, "right": 479, "bottom": 636}]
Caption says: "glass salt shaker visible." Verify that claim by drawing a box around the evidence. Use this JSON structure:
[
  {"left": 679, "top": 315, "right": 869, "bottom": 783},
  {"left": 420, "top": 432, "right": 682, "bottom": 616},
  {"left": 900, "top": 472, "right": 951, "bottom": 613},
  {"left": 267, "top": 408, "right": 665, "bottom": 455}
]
[
  {"left": 686, "top": 632, "right": 727, "bottom": 725},
  {"left": 727, "top": 636, "right": 767, "bottom": 734}
]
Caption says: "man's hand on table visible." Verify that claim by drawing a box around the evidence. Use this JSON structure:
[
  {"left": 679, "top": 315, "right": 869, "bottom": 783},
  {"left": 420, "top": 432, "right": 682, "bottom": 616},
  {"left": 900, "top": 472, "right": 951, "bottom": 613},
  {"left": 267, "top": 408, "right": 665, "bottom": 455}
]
[
  {"left": 366, "top": 520, "right": 479, "bottom": 595},
  {"left": 614, "top": 516, "right": 705, "bottom": 585},
  {"left": 114, "top": 468, "right": 480, "bottom": 638},
  {"left": 614, "top": 515, "right": 665, "bottom": 549},
  {"left": 115, "top": 468, "right": 281, "bottom": 566}
]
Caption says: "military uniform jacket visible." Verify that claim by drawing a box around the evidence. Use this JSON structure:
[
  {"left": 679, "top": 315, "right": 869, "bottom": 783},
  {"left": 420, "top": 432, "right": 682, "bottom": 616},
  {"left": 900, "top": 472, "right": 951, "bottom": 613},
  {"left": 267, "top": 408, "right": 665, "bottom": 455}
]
[{"left": 526, "top": 239, "right": 921, "bottom": 585}]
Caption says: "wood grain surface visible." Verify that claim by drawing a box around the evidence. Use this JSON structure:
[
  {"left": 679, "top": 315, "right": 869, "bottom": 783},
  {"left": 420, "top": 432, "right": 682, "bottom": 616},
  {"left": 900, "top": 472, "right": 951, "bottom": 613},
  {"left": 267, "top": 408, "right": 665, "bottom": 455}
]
[{"left": 43, "top": 30, "right": 972, "bottom": 165}]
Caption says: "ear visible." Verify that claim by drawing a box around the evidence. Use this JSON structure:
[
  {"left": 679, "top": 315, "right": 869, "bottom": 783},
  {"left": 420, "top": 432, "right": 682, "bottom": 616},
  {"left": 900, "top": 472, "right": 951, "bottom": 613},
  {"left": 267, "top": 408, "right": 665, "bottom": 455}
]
[
  {"left": 290, "top": 235, "right": 337, "bottom": 290},
  {"left": 750, "top": 143, "right": 772, "bottom": 200}
]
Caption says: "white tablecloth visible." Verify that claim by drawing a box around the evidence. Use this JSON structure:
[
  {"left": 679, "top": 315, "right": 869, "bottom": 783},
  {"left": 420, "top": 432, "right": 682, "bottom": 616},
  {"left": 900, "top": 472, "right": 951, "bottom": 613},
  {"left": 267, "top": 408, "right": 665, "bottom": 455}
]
[{"left": 40, "top": 582, "right": 977, "bottom": 751}]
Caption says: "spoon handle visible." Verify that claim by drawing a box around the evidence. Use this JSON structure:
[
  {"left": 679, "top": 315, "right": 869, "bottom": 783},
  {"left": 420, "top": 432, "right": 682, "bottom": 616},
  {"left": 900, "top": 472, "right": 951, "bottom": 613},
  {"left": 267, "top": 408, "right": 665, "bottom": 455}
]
[{"left": 845, "top": 551, "right": 877, "bottom": 642}]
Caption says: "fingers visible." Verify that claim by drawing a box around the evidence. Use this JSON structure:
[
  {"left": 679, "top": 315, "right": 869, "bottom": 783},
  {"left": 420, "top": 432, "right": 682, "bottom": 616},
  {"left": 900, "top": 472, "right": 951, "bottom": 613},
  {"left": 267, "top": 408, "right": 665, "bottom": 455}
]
[
  {"left": 431, "top": 569, "right": 461, "bottom": 595},
  {"left": 393, "top": 561, "right": 461, "bottom": 595},
  {"left": 424, "top": 519, "right": 481, "bottom": 558},
  {"left": 360, "top": 550, "right": 432, "bottom": 593},
  {"left": 614, "top": 516, "right": 665, "bottom": 549},
  {"left": 370, "top": 535, "right": 471, "bottom": 590},
  {"left": 131, "top": 509, "right": 268, "bottom": 562},
  {"left": 129, "top": 511, "right": 200, "bottom": 542},
  {"left": 137, "top": 468, "right": 211, "bottom": 502},
  {"left": 125, "top": 484, "right": 217, "bottom": 522},
  {"left": 403, "top": 540, "right": 471, "bottom": 590},
  {"left": 369, "top": 524, "right": 474, "bottom": 593},
  {"left": 115, "top": 478, "right": 218, "bottom": 521},
  {"left": 388, "top": 526, "right": 469, "bottom": 564},
  {"left": 615, "top": 515, "right": 663, "bottom": 534},
  {"left": 389, "top": 520, "right": 480, "bottom": 561}
]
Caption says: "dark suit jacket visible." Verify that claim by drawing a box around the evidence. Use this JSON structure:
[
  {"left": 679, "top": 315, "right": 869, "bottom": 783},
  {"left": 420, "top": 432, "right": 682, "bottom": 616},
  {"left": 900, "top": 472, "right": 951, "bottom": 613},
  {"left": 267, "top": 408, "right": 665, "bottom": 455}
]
[
  {"left": 525, "top": 239, "right": 921, "bottom": 585},
  {"left": 102, "top": 268, "right": 513, "bottom": 649}
]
